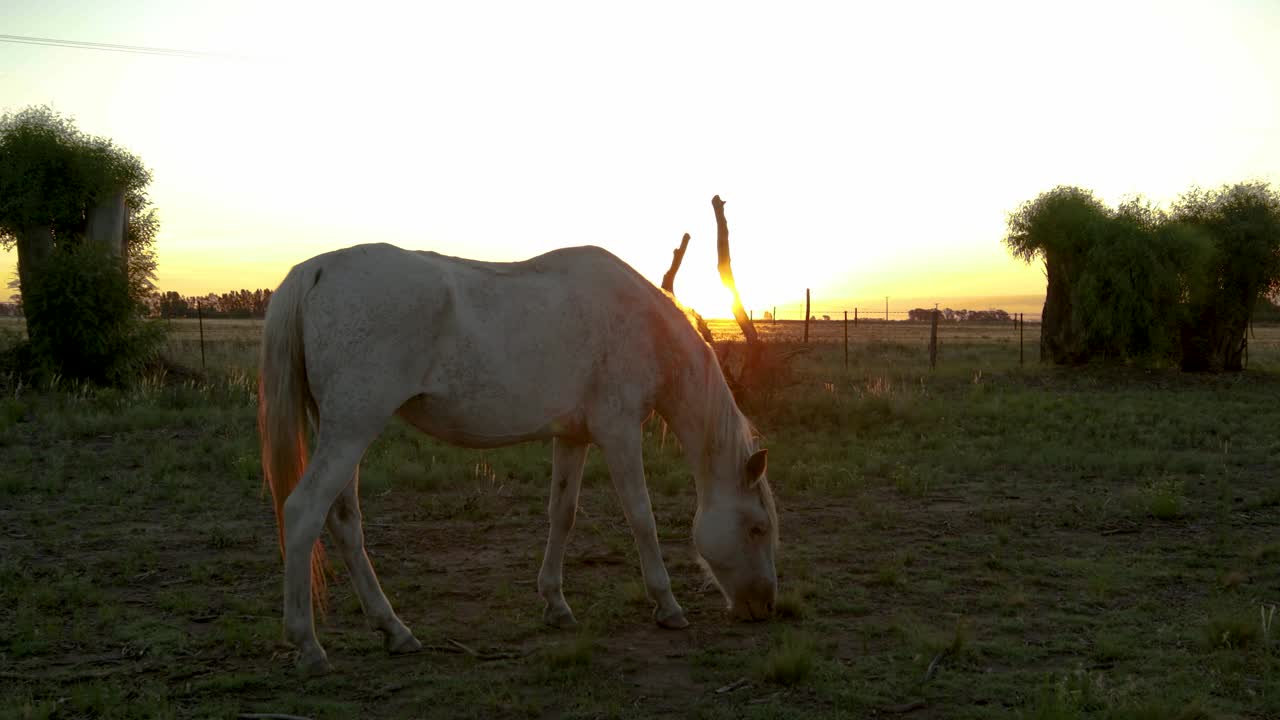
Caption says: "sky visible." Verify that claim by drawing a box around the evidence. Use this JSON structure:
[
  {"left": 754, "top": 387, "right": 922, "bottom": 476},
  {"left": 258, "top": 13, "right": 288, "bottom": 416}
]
[{"left": 2, "top": 0, "right": 1278, "bottom": 318}]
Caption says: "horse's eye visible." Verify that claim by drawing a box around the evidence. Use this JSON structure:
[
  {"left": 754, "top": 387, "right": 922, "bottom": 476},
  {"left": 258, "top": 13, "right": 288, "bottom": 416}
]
[{"left": 749, "top": 526, "right": 767, "bottom": 539}]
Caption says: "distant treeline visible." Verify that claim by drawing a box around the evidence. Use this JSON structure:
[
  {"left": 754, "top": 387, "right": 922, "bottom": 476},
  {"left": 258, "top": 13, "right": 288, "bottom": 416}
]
[
  {"left": 150, "top": 289, "right": 273, "bottom": 319},
  {"left": 906, "top": 308, "right": 1012, "bottom": 322}
]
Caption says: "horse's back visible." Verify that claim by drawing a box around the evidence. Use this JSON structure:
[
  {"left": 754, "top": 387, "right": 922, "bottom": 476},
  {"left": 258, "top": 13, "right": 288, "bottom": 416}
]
[{"left": 292, "top": 243, "right": 693, "bottom": 444}]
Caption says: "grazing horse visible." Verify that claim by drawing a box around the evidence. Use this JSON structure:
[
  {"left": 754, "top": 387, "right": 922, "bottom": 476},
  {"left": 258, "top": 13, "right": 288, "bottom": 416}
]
[{"left": 258, "top": 242, "right": 778, "bottom": 673}]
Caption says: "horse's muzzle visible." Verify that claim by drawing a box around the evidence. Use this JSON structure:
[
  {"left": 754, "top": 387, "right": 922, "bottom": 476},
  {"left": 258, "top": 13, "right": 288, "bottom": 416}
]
[{"left": 730, "top": 595, "right": 776, "bottom": 622}]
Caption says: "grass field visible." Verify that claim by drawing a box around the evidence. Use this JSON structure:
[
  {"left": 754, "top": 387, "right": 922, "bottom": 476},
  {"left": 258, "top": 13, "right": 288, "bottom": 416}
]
[{"left": 2, "top": 318, "right": 1279, "bottom": 718}]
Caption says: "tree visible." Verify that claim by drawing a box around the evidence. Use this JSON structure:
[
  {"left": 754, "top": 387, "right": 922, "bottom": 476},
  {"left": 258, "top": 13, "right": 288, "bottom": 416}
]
[
  {"left": 1172, "top": 182, "right": 1280, "bottom": 371},
  {"left": 0, "top": 106, "right": 161, "bottom": 381},
  {"left": 1005, "top": 186, "right": 1111, "bottom": 364},
  {"left": 1070, "top": 198, "right": 1191, "bottom": 361},
  {"left": 157, "top": 291, "right": 192, "bottom": 318},
  {"left": 1005, "top": 181, "right": 1280, "bottom": 371}
]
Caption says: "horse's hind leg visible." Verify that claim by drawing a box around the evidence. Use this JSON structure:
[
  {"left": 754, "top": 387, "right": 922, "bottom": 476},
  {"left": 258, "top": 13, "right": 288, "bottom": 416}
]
[
  {"left": 282, "top": 416, "right": 383, "bottom": 674},
  {"left": 537, "top": 438, "right": 588, "bottom": 628},
  {"left": 326, "top": 466, "right": 421, "bottom": 653}
]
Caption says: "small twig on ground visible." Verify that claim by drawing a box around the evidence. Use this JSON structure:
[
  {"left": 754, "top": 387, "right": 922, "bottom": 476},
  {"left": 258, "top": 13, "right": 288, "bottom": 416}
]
[
  {"left": 920, "top": 650, "right": 947, "bottom": 685},
  {"left": 413, "top": 644, "right": 466, "bottom": 656},
  {"left": 881, "top": 699, "right": 927, "bottom": 714},
  {"left": 1100, "top": 523, "right": 1141, "bottom": 536},
  {"left": 400, "top": 639, "right": 524, "bottom": 661},
  {"left": 448, "top": 639, "right": 478, "bottom": 657},
  {"left": 715, "top": 677, "right": 750, "bottom": 694}
]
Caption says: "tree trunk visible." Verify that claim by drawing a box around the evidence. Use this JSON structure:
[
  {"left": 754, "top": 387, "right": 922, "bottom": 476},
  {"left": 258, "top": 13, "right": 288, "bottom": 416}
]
[
  {"left": 1039, "top": 251, "right": 1087, "bottom": 364},
  {"left": 15, "top": 224, "right": 54, "bottom": 345},
  {"left": 1181, "top": 303, "right": 1249, "bottom": 372},
  {"left": 87, "top": 189, "right": 129, "bottom": 268}
]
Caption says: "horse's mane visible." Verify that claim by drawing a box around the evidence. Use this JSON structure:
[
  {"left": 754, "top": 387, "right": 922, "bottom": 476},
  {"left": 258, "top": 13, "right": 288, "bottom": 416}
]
[
  {"left": 657, "top": 288, "right": 715, "bottom": 342},
  {"left": 663, "top": 314, "right": 778, "bottom": 547}
]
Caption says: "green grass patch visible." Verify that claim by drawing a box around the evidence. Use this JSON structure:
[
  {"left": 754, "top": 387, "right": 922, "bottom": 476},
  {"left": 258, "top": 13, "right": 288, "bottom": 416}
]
[{"left": 757, "top": 628, "right": 818, "bottom": 686}]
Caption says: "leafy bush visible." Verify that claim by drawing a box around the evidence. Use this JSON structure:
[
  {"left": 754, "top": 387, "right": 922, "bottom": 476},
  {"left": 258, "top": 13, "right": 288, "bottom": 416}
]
[
  {"left": 1173, "top": 182, "right": 1280, "bottom": 371},
  {"left": 21, "top": 243, "right": 163, "bottom": 384}
]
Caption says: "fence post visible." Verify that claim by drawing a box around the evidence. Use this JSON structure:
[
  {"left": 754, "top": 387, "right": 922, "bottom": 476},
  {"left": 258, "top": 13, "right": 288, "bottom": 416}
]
[
  {"left": 804, "top": 288, "right": 810, "bottom": 344},
  {"left": 929, "top": 308, "right": 939, "bottom": 369},
  {"left": 843, "top": 310, "right": 849, "bottom": 369},
  {"left": 854, "top": 307, "right": 858, "bottom": 327},
  {"left": 772, "top": 306, "right": 776, "bottom": 326},
  {"left": 197, "top": 299, "right": 207, "bottom": 372}
]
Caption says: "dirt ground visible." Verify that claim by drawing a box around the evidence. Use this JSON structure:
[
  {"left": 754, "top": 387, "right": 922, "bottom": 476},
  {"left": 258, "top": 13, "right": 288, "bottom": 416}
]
[{"left": 2, "top": 327, "right": 1279, "bottom": 718}]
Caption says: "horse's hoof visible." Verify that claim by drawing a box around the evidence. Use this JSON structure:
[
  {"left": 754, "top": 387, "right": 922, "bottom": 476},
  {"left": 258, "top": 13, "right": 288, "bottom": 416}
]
[
  {"left": 385, "top": 630, "right": 422, "bottom": 654},
  {"left": 543, "top": 605, "right": 578, "bottom": 629},
  {"left": 655, "top": 607, "right": 689, "bottom": 630},
  {"left": 297, "top": 651, "right": 333, "bottom": 676}
]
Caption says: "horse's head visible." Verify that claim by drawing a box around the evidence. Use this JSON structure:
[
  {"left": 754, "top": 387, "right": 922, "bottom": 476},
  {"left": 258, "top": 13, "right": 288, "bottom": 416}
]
[{"left": 693, "top": 448, "right": 778, "bottom": 621}]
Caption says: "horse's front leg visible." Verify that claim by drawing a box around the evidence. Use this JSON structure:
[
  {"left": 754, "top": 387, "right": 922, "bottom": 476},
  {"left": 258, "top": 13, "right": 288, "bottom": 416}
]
[
  {"left": 597, "top": 430, "right": 688, "bottom": 629},
  {"left": 537, "top": 438, "right": 588, "bottom": 628}
]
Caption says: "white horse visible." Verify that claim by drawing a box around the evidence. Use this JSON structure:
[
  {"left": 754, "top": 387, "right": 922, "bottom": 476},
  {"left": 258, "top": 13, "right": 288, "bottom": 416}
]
[{"left": 259, "top": 242, "right": 778, "bottom": 673}]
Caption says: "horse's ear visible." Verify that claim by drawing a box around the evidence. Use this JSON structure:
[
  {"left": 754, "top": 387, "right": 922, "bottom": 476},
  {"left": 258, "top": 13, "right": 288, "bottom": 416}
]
[{"left": 745, "top": 449, "right": 768, "bottom": 483}]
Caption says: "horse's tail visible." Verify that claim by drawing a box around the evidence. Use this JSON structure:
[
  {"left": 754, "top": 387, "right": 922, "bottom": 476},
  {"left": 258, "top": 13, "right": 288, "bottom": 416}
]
[{"left": 258, "top": 264, "right": 329, "bottom": 611}]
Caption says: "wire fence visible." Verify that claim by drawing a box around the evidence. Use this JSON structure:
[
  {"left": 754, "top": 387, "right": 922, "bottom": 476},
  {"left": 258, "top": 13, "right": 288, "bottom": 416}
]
[
  {"left": 705, "top": 308, "right": 1039, "bottom": 369},
  {"left": 744, "top": 306, "right": 1043, "bottom": 324}
]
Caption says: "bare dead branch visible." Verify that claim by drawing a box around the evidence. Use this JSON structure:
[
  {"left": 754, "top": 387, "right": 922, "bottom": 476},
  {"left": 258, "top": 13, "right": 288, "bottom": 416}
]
[
  {"left": 711, "top": 195, "right": 759, "bottom": 346},
  {"left": 662, "top": 233, "right": 691, "bottom": 294},
  {"left": 712, "top": 196, "right": 733, "bottom": 288}
]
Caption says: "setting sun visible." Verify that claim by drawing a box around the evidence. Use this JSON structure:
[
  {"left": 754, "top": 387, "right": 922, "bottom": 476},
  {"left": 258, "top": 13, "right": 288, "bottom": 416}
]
[{"left": 2, "top": 1, "right": 1278, "bottom": 318}]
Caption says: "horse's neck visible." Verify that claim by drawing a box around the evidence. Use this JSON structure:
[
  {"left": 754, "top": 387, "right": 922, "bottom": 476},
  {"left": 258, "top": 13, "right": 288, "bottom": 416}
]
[{"left": 659, "top": 356, "right": 742, "bottom": 503}]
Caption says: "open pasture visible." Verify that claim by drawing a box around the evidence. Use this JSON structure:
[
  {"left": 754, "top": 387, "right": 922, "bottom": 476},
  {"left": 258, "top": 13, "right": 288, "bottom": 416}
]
[{"left": 2, "top": 319, "right": 1279, "bottom": 718}]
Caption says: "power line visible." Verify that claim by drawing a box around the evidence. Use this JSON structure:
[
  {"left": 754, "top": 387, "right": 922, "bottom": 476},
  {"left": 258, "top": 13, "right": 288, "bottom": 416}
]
[{"left": 0, "top": 33, "right": 247, "bottom": 60}]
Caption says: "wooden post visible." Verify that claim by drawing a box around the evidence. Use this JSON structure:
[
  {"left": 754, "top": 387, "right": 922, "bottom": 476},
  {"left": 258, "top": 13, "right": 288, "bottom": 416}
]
[
  {"left": 804, "top": 288, "right": 811, "bottom": 344},
  {"left": 885, "top": 296, "right": 889, "bottom": 321},
  {"left": 854, "top": 307, "right": 858, "bottom": 327},
  {"left": 197, "top": 299, "right": 207, "bottom": 371},
  {"left": 843, "top": 310, "right": 849, "bottom": 369},
  {"left": 750, "top": 309, "right": 753, "bottom": 322},
  {"left": 929, "top": 308, "right": 939, "bottom": 369}
]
